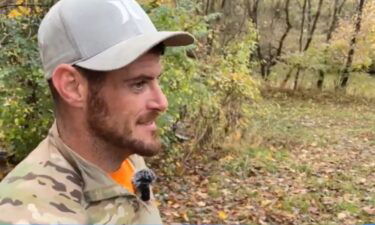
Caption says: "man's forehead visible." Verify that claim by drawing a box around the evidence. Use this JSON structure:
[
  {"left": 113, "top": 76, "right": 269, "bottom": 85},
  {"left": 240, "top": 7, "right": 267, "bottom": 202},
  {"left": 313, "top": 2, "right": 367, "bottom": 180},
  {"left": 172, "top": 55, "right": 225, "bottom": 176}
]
[{"left": 107, "top": 53, "right": 162, "bottom": 79}]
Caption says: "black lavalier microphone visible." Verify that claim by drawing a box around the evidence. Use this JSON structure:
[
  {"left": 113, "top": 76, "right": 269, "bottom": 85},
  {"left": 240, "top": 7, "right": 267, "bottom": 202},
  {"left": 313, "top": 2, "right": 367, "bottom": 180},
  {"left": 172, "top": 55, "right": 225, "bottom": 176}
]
[{"left": 132, "top": 169, "right": 156, "bottom": 201}]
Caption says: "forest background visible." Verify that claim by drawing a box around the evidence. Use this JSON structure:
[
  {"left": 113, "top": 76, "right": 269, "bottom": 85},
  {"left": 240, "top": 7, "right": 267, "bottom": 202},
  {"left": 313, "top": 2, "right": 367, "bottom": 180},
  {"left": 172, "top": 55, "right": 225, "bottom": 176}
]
[{"left": 0, "top": 0, "right": 374, "bottom": 224}]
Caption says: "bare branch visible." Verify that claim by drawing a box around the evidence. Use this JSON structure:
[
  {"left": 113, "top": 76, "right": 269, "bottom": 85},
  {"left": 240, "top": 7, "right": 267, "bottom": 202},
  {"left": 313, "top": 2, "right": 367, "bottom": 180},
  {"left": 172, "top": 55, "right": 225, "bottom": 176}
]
[
  {"left": 276, "top": 0, "right": 291, "bottom": 57},
  {"left": 299, "top": 0, "right": 307, "bottom": 51},
  {"left": 304, "top": 0, "right": 324, "bottom": 51},
  {"left": 340, "top": 0, "right": 366, "bottom": 88}
]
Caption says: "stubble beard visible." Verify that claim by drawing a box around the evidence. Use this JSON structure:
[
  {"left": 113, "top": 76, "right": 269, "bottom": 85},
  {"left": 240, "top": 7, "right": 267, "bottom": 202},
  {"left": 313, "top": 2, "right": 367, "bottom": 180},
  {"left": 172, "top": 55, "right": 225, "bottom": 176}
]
[{"left": 86, "top": 89, "right": 162, "bottom": 159}]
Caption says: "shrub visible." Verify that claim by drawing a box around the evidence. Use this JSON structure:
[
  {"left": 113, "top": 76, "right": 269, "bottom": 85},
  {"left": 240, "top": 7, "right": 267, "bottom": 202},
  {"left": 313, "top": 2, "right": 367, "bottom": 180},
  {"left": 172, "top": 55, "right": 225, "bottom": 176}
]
[
  {"left": 0, "top": 14, "right": 53, "bottom": 161},
  {"left": 0, "top": 1, "right": 260, "bottom": 163}
]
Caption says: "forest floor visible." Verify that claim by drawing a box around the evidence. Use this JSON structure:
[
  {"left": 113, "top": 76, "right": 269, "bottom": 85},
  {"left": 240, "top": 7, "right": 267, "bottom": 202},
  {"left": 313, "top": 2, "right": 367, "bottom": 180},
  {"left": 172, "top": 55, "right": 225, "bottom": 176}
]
[{"left": 153, "top": 89, "right": 375, "bottom": 225}]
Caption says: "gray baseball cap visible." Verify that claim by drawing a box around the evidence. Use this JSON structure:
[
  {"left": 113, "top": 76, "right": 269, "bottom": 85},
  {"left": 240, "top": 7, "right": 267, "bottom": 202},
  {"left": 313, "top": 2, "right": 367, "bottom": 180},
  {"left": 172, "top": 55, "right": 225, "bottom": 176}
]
[{"left": 38, "top": 0, "right": 194, "bottom": 79}]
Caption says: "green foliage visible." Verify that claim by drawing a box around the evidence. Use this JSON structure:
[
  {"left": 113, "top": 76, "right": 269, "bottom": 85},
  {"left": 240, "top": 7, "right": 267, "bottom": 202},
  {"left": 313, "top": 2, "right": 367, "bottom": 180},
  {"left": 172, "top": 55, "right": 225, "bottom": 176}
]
[
  {"left": 148, "top": 1, "right": 260, "bottom": 158},
  {"left": 0, "top": 14, "right": 53, "bottom": 160},
  {"left": 0, "top": 1, "right": 260, "bottom": 162}
]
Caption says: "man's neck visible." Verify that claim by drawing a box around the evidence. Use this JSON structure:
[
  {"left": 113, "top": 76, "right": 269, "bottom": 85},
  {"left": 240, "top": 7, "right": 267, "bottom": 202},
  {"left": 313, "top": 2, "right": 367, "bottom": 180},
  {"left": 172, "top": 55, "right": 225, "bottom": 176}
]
[{"left": 56, "top": 117, "right": 127, "bottom": 173}]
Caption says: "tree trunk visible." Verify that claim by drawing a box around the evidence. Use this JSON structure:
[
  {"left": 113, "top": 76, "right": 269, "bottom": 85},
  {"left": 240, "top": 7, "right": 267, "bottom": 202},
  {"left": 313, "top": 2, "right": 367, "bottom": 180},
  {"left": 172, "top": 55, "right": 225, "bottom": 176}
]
[
  {"left": 276, "top": 0, "right": 291, "bottom": 57},
  {"left": 294, "top": 0, "right": 324, "bottom": 90},
  {"left": 299, "top": 0, "right": 307, "bottom": 51},
  {"left": 339, "top": 0, "right": 365, "bottom": 89},
  {"left": 326, "top": 0, "right": 346, "bottom": 41},
  {"left": 306, "top": 0, "right": 312, "bottom": 32},
  {"left": 247, "top": 0, "right": 260, "bottom": 26},
  {"left": 317, "top": 70, "right": 325, "bottom": 90},
  {"left": 281, "top": 67, "right": 295, "bottom": 89},
  {"left": 293, "top": 68, "right": 302, "bottom": 90},
  {"left": 204, "top": 0, "right": 210, "bottom": 15},
  {"left": 251, "top": 0, "right": 291, "bottom": 81},
  {"left": 304, "top": 0, "right": 324, "bottom": 51},
  {"left": 317, "top": 0, "right": 346, "bottom": 89}
]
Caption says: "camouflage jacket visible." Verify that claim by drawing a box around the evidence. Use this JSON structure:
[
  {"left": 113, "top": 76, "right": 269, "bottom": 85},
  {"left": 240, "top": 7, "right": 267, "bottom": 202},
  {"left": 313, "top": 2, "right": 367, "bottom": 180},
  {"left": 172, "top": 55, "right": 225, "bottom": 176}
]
[{"left": 0, "top": 123, "right": 162, "bottom": 224}]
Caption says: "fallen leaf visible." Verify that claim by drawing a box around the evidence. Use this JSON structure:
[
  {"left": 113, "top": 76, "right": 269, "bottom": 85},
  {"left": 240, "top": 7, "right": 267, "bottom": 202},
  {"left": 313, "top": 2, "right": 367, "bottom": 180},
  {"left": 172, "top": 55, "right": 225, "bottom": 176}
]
[
  {"left": 308, "top": 207, "right": 319, "bottom": 214},
  {"left": 337, "top": 212, "right": 347, "bottom": 220},
  {"left": 261, "top": 199, "right": 272, "bottom": 207},
  {"left": 218, "top": 210, "right": 228, "bottom": 220},
  {"left": 182, "top": 212, "right": 189, "bottom": 221},
  {"left": 362, "top": 206, "right": 375, "bottom": 215},
  {"left": 197, "top": 201, "right": 206, "bottom": 207},
  {"left": 196, "top": 191, "right": 208, "bottom": 199}
]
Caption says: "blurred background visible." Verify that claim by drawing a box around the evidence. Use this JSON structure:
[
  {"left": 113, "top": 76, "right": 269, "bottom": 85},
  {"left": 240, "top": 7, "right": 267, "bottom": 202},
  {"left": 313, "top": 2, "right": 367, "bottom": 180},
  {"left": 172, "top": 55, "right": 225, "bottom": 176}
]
[{"left": 0, "top": 0, "right": 374, "bottom": 224}]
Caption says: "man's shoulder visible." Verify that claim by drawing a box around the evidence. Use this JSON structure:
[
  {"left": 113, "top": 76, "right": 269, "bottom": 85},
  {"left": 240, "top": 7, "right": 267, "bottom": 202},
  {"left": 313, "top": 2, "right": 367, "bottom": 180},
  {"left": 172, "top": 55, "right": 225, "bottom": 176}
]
[
  {"left": 1, "top": 136, "right": 82, "bottom": 189},
  {"left": 0, "top": 138, "right": 87, "bottom": 223}
]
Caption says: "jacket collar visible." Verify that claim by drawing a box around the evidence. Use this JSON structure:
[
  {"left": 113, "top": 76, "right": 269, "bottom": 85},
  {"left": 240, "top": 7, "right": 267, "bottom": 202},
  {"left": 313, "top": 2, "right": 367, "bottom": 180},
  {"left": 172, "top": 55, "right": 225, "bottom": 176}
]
[{"left": 47, "top": 121, "right": 140, "bottom": 202}]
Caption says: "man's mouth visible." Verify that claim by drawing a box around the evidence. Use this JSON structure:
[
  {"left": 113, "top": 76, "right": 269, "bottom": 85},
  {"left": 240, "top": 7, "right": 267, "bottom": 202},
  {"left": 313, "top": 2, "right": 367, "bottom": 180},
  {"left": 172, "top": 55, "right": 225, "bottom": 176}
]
[
  {"left": 137, "top": 112, "right": 159, "bottom": 130},
  {"left": 137, "top": 121, "right": 157, "bottom": 131}
]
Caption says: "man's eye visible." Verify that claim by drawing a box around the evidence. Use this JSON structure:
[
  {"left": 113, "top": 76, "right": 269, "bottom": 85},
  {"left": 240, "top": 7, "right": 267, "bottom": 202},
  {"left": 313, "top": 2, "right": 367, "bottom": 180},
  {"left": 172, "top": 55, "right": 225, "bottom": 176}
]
[{"left": 131, "top": 80, "right": 147, "bottom": 92}]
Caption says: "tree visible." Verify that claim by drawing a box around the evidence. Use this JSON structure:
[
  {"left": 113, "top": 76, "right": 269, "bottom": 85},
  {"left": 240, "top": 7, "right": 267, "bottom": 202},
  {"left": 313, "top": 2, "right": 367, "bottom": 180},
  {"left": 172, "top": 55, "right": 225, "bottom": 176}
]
[
  {"left": 317, "top": 0, "right": 347, "bottom": 90},
  {"left": 339, "top": 0, "right": 366, "bottom": 89},
  {"left": 292, "top": 0, "right": 324, "bottom": 90},
  {"left": 254, "top": 0, "right": 292, "bottom": 80}
]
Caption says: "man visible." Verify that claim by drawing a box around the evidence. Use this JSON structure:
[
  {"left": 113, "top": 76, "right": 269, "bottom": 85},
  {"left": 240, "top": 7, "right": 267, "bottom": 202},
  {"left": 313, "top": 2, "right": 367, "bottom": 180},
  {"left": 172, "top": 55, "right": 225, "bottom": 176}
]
[{"left": 0, "top": 0, "right": 194, "bottom": 223}]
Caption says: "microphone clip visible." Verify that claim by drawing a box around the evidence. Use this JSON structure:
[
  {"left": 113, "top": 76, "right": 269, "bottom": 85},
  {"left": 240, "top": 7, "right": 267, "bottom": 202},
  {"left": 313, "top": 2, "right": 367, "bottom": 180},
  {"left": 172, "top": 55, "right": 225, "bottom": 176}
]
[{"left": 132, "top": 169, "right": 156, "bottom": 201}]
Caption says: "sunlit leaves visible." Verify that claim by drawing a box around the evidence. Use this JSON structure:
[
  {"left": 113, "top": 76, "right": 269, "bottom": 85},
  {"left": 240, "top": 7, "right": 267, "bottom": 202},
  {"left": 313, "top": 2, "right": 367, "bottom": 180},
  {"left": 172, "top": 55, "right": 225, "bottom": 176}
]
[
  {"left": 218, "top": 210, "right": 228, "bottom": 220},
  {"left": 0, "top": 0, "right": 260, "bottom": 161},
  {"left": 139, "top": 0, "right": 175, "bottom": 9},
  {"left": 146, "top": 0, "right": 259, "bottom": 158},
  {"left": 6, "top": 0, "right": 47, "bottom": 18},
  {"left": 330, "top": 1, "right": 375, "bottom": 71},
  {"left": 7, "top": 0, "right": 31, "bottom": 18},
  {"left": 0, "top": 14, "right": 53, "bottom": 160}
]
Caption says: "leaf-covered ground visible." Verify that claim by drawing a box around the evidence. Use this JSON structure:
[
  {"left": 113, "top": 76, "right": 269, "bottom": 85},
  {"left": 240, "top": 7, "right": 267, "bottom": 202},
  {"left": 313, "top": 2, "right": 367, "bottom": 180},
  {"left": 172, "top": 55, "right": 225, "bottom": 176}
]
[
  {"left": 0, "top": 90, "right": 373, "bottom": 224},
  {"left": 152, "top": 90, "right": 375, "bottom": 225}
]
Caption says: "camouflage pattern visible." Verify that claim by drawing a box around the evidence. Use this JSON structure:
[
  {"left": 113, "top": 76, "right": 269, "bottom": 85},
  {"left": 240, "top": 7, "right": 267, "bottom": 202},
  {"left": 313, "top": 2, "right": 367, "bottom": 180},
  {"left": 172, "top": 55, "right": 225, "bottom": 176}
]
[{"left": 0, "top": 122, "right": 162, "bottom": 224}]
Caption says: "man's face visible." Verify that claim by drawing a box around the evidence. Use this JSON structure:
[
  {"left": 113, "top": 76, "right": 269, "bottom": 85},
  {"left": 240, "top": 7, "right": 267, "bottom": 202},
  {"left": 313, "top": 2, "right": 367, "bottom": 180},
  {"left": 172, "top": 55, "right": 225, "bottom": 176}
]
[{"left": 85, "top": 53, "right": 168, "bottom": 157}]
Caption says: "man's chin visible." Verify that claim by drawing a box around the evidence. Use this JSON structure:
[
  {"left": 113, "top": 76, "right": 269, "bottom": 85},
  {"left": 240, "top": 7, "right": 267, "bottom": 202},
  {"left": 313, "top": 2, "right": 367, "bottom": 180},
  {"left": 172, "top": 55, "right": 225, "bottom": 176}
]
[
  {"left": 130, "top": 138, "right": 162, "bottom": 157},
  {"left": 133, "top": 145, "right": 162, "bottom": 157}
]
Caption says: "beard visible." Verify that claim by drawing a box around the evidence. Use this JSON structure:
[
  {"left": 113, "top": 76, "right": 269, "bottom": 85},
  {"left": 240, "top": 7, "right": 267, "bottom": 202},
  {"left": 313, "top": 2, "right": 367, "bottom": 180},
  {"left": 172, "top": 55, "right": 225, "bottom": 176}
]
[{"left": 86, "top": 89, "right": 162, "bottom": 158}]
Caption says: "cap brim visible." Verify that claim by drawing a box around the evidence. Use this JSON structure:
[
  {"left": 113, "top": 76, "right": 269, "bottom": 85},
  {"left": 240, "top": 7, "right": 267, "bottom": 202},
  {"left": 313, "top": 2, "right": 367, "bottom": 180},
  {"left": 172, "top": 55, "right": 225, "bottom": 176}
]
[{"left": 75, "top": 31, "right": 194, "bottom": 71}]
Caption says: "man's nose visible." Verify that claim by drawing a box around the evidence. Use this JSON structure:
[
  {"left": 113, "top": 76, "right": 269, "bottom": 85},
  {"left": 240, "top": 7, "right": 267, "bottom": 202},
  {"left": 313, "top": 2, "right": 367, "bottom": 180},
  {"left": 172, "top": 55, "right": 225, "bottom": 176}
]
[{"left": 148, "top": 84, "right": 168, "bottom": 112}]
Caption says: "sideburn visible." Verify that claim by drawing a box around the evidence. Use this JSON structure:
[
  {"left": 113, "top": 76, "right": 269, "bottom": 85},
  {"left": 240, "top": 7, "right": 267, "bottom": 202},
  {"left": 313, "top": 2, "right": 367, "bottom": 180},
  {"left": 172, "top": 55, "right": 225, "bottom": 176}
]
[{"left": 87, "top": 87, "right": 132, "bottom": 149}]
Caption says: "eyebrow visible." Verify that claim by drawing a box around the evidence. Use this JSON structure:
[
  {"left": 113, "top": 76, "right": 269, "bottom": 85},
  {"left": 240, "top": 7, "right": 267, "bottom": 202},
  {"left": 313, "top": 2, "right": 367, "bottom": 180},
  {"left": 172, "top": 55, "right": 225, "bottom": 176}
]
[{"left": 123, "top": 73, "right": 162, "bottom": 82}]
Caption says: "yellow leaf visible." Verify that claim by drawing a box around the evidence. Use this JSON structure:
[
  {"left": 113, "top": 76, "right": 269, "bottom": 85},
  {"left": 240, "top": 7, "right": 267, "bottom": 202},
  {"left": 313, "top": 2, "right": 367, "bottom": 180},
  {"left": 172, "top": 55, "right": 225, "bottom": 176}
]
[
  {"left": 181, "top": 212, "right": 189, "bottom": 221},
  {"left": 35, "top": 7, "right": 42, "bottom": 13},
  {"left": 220, "top": 155, "right": 234, "bottom": 163},
  {"left": 137, "top": 0, "right": 151, "bottom": 4},
  {"left": 261, "top": 199, "right": 272, "bottom": 207},
  {"left": 160, "top": 0, "right": 175, "bottom": 7},
  {"left": 8, "top": 9, "right": 22, "bottom": 18},
  {"left": 7, "top": 5, "right": 31, "bottom": 18},
  {"left": 218, "top": 210, "right": 228, "bottom": 220},
  {"left": 138, "top": 0, "right": 174, "bottom": 7},
  {"left": 18, "top": 6, "right": 31, "bottom": 15}
]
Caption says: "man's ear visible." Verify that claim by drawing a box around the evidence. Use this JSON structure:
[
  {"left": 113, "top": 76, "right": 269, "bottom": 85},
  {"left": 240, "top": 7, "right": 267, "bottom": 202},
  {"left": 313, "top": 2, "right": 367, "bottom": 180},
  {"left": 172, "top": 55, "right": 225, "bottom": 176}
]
[{"left": 51, "top": 64, "right": 88, "bottom": 108}]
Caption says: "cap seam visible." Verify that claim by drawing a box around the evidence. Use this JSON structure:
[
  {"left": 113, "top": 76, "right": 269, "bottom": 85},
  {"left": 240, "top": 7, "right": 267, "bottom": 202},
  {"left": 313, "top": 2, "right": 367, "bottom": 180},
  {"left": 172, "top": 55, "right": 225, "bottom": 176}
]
[{"left": 58, "top": 6, "right": 83, "bottom": 60}]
